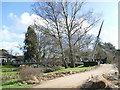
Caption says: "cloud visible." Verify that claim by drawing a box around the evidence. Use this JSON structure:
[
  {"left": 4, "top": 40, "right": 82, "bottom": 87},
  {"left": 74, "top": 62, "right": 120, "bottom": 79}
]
[
  {"left": 20, "top": 12, "right": 34, "bottom": 25},
  {"left": 8, "top": 13, "right": 17, "bottom": 19},
  {"left": 8, "top": 12, "right": 46, "bottom": 32},
  {"left": 0, "top": 28, "right": 11, "bottom": 41},
  {"left": 0, "top": 41, "right": 20, "bottom": 50},
  {"left": 0, "top": 25, "right": 25, "bottom": 41},
  {"left": 0, "top": 41, "right": 23, "bottom": 55},
  {"left": 1, "top": 12, "right": 43, "bottom": 54},
  {"left": 12, "top": 33, "right": 25, "bottom": 39},
  {"left": 101, "top": 27, "right": 118, "bottom": 49}
]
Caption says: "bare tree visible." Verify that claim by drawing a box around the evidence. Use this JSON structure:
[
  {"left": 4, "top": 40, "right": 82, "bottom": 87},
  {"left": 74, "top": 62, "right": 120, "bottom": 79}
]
[
  {"left": 32, "top": 1, "right": 100, "bottom": 68},
  {"left": 32, "top": 2, "right": 69, "bottom": 68},
  {"left": 64, "top": 34, "right": 94, "bottom": 62}
]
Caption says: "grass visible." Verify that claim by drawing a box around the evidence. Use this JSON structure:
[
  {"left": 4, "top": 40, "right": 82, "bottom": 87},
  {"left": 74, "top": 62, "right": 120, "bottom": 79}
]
[
  {"left": 1, "top": 65, "right": 36, "bottom": 88},
  {"left": 1, "top": 65, "right": 19, "bottom": 78},
  {"left": 2, "top": 79, "right": 36, "bottom": 88},
  {"left": 1, "top": 64, "right": 96, "bottom": 88},
  {"left": 0, "top": 65, "right": 18, "bottom": 72},
  {"left": 44, "top": 65, "right": 96, "bottom": 75},
  {"left": 2, "top": 71, "right": 19, "bottom": 78},
  {"left": 0, "top": 65, "right": 15, "bottom": 68},
  {"left": 1, "top": 65, "right": 39, "bottom": 88}
]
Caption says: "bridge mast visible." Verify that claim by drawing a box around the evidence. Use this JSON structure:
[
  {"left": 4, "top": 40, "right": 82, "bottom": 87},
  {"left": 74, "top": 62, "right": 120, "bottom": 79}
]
[{"left": 91, "top": 20, "right": 104, "bottom": 61}]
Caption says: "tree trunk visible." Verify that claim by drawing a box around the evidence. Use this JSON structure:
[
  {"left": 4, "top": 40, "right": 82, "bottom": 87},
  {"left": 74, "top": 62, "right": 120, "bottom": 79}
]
[
  {"left": 69, "top": 41, "right": 75, "bottom": 68},
  {"left": 68, "top": 31, "right": 75, "bottom": 68},
  {"left": 58, "top": 33, "right": 68, "bottom": 68},
  {"left": 60, "top": 42, "right": 68, "bottom": 68},
  {"left": 69, "top": 49, "right": 75, "bottom": 68},
  {"left": 55, "top": 18, "right": 68, "bottom": 68},
  {"left": 62, "top": 53, "right": 68, "bottom": 68}
]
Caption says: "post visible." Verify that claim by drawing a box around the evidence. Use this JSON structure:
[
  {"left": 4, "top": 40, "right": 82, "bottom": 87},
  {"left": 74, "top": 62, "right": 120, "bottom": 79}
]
[{"left": 91, "top": 20, "right": 104, "bottom": 61}]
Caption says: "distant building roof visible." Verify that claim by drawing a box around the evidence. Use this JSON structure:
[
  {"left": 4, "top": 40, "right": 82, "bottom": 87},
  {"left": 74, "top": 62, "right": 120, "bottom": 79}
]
[{"left": 0, "top": 56, "right": 7, "bottom": 58}]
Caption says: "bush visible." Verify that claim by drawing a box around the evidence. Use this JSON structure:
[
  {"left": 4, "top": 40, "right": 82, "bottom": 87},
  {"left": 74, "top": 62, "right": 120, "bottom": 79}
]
[
  {"left": 83, "top": 61, "right": 98, "bottom": 67},
  {"left": 114, "top": 56, "right": 120, "bottom": 78},
  {"left": 19, "top": 65, "right": 26, "bottom": 70},
  {"left": 19, "top": 66, "right": 42, "bottom": 81},
  {"left": 2, "top": 62, "right": 13, "bottom": 66},
  {"left": 43, "top": 66, "right": 62, "bottom": 73}
]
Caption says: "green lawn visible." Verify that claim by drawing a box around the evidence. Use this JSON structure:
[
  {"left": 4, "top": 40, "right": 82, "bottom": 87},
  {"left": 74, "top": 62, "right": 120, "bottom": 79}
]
[
  {"left": 1, "top": 65, "right": 19, "bottom": 78},
  {"left": 2, "top": 65, "right": 96, "bottom": 88},
  {"left": 2, "top": 79, "right": 36, "bottom": 88},
  {"left": 2, "top": 71, "right": 19, "bottom": 78},
  {"left": 1, "top": 65, "right": 32, "bottom": 88},
  {"left": 0, "top": 65, "right": 15, "bottom": 68},
  {"left": 44, "top": 65, "right": 95, "bottom": 75}
]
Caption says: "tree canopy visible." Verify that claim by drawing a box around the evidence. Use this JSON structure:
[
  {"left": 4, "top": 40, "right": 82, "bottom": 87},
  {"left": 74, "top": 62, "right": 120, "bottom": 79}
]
[
  {"left": 24, "top": 26, "right": 38, "bottom": 62},
  {"left": 32, "top": 1, "right": 100, "bottom": 68}
]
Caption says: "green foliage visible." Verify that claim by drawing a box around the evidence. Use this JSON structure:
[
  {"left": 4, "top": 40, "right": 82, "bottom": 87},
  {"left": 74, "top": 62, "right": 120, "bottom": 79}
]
[
  {"left": 104, "top": 42, "right": 116, "bottom": 50},
  {"left": 2, "top": 79, "right": 35, "bottom": 88},
  {"left": 2, "top": 79, "right": 20, "bottom": 86},
  {"left": 2, "top": 71, "right": 19, "bottom": 78},
  {"left": 83, "top": 61, "right": 98, "bottom": 67},
  {"left": 2, "top": 62, "right": 13, "bottom": 66},
  {"left": 44, "top": 65, "right": 95, "bottom": 75},
  {"left": 1, "top": 65, "right": 18, "bottom": 73},
  {"left": 2, "top": 65, "right": 95, "bottom": 88},
  {"left": 103, "top": 42, "right": 117, "bottom": 63},
  {"left": 1, "top": 65, "right": 19, "bottom": 82},
  {"left": 43, "top": 66, "right": 62, "bottom": 73},
  {"left": 95, "top": 40, "right": 117, "bottom": 63},
  {"left": 24, "top": 26, "right": 38, "bottom": 62},
  {"left": 0, "top": 65, "right": 14, "bottom": 68}
]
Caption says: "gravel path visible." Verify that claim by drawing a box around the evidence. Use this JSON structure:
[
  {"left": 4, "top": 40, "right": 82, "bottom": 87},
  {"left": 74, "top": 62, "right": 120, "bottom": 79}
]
[{"left": 33, "top": 64, "right": 117, "bottom": 88}]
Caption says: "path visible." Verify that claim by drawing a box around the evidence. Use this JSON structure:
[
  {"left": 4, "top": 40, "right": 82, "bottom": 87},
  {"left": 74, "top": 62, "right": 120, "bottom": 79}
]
[{"left": 33, "top": 64, "right": 117, "bottom": 88}]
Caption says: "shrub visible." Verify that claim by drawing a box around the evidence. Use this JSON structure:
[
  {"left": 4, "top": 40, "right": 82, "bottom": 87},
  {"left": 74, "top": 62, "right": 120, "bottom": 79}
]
[
  {"left": 43, "top": 66, "right": 62, "bottom": 73},
  {"left": 44, "top": 68, "right": 55, "bottom": 73},
  {"left": 2, "top": 62, "right": 13, "bottom": 66},
  {"left": 19, "top": 65, "right": 26, "bottom": 70},
  {"left": 1, "top": 65, "right": 14, "bottom": 68},
  {"left": 114, "top": 56, "right": 120, "bottom": 78},
  {"left": 19, "top": 66, "right": 42, "bottom": 81},
  {"left": 83, "top": 61, "right": 98, "bottom": 67}
]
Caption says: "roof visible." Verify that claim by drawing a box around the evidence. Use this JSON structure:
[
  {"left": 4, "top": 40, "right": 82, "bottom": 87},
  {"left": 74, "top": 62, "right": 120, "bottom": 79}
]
[
  {"left": 117, "top": 49, "right": 120, "bottom": 51},
  {"left": 0, "top": 56, "right": 7, "bottom": 58}
]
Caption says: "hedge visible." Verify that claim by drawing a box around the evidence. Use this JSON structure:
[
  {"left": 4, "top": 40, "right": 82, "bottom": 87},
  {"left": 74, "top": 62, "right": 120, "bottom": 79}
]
[{"left": 83, "top": 61, "right": 98, "bottom": 67}]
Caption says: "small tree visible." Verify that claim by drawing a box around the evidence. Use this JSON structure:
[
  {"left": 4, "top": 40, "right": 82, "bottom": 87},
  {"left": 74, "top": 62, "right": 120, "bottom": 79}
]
[{"left": 24, "top": 26, "right": 38, "bottom": 64}]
